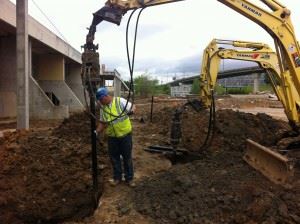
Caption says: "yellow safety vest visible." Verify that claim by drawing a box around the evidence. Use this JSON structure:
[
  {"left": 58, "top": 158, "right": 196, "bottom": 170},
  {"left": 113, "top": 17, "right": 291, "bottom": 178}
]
[{"left": 101, "top": 97, "right": 132, "bottom": 137}]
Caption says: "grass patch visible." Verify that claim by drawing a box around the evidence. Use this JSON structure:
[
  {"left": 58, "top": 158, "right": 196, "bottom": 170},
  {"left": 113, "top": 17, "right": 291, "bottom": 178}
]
[{"left": 215, "top": 84, "right": 273, "bottom": 95}]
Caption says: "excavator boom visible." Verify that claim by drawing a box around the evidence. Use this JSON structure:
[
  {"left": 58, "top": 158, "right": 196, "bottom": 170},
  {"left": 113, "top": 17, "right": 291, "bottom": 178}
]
[
  {"left": 218, "top": 0, "right": 300, "bottom": 127},
  {"left": 106, "top": 0, "right": 184, "bottom": 10},
  {"left": 84, "top": 0, "right": 183, "bottom": 50},
  {"left": 200, "top": 39, "right": 281, "bottom": 107}
]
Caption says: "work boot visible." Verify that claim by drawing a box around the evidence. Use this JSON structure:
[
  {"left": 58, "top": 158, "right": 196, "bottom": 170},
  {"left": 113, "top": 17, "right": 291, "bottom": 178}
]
[
  {"left": 109, "top": 179, "right": 120, "bottom": 186},
  {"left": 126, "top": 180, "right": 136, "bottom": 187}
]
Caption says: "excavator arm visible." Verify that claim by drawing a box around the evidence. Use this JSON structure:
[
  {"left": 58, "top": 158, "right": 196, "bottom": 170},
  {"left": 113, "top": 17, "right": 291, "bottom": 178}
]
[
  {"left": 218, "top": 0, "right": 300, "bottom": 127},
  {"left": 84, "top": 0, "right": 183, "bottom": 50},
  {"left": 82, "top": 0, "right": 184, "bottom": 91},
  {"left": 200, "top": 39, "right": 281, "bottom": 107},
  {"left": 200, "top": 39, "right": 300, "bottom": 128}
]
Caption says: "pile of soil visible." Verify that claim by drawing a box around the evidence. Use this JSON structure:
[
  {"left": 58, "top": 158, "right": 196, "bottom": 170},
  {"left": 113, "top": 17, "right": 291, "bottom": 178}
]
[
  {"left": 151, "top": 106, "right": 289, "bottom": 152},
  {"left": 0, "top": 113, "right": 102, "bottom": 223},
  {"left": 117, "top": 108, "right": 299, "bottom": 224},
  {"left": 128, "top": 153, "right": 300, "bottom": 224}
]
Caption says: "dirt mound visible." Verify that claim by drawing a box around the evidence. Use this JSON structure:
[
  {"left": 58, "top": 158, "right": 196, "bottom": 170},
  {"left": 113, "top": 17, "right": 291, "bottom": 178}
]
[
  {"left": 214, "top": 110, "right": 289, "bottom": 149},
  {"left": 52, "top": 112, "right": 92, "bottom": 144},
  {"left": 151, "top": 107, "right": 289, "bottom": 152},
  {"left": 0, "top": 112, "right": 102, "bottom": 223},
  {"left": 126, "top": 152, "right": 300, "bottom": 224},
  {"left": 116, "top": 108, "right": 299, "bottom": 224}
]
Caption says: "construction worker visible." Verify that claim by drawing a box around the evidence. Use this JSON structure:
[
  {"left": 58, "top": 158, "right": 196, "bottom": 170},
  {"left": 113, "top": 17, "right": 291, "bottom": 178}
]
[{"left": 95, "top": 87, "right": 136, "bottom": 187}]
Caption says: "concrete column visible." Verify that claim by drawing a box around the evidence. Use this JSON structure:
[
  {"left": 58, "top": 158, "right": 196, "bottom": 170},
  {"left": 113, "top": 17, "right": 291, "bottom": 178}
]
[
  {"left": 16, "top": 0, "right": 29, "bottom": 129},
  {"left": 114, "top": 76, "right": 121, "bottom": 97},
  {"left": 253, "top": 73, "right": 260, "bottom": 94}
]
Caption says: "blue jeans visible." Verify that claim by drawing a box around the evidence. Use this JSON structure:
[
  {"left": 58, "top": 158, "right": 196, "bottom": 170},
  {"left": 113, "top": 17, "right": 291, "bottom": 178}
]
[{"left": 107, "top": 133, "right": 134, "bottom": 182}]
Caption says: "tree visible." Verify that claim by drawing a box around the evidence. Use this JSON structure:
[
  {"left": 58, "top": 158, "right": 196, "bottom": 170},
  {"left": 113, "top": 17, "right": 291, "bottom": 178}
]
[
  {"left": 124, "top": 80, "right": 131, "bottom": 88},
  {"left": 191, "top": 78, "right": 200, "bottom": 94},
  {"left": 156, "top": 84, "right": 170, "bottom": 95},
  {"left": 134, "top": 74, "right": 158, "bottom": 97}
]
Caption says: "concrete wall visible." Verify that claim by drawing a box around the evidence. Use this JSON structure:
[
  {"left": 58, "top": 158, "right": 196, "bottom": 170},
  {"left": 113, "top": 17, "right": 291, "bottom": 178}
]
[
  {"left": 114, "top": 76, "right": 121, "bottom": 97},
  {"left": 217, "top": 74, "right": 266, "bottom": 87},
  {"left": 171, "top": 84, "right": 192, "bottom": 97},
  {"left": 0, "top": 36, "right": 16, "bottom": 118},
  {"left": 65, "top": 63, "right": 85, "bottom": 104},
  {"left": 0, "top": 37, "right": 70, "bottom": 119},
  {"left": 29, "top": 76, "right": 68, "bottom": 119},
  {"left": 0, "top": 92, "right": 16, "bottom": 118},
  {"left": 0, "top": 0, "right": 81, "bottom": 64},
  {"left": 37, "top": 54, "right": 64, "bottom": 81},
  {"left": 38, "top": 80, "right": 84, "bottom": 112},
  {"left": 0, "top": 0, "right": 84, "bottom": 120}
]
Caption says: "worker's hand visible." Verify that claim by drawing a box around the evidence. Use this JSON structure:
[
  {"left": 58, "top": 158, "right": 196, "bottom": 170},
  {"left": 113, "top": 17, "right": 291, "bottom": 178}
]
[
  {"left": 127, "top": 105, "right": 136, "bottom": 115},
  {"left": 96, "top": 122, "right": 106, "bottom": 134},
  {"left": 131, "top": 105, "right": 136, "bottom": 113},
  {"left": 94, "top": 130, "right": 98, "bottom": 137}
]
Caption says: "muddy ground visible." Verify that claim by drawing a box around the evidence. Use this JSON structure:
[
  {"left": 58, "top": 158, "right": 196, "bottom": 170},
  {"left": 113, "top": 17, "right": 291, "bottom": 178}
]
[
  {"left": 0, "top": 113, "right": 103, "bottom": 223},
  {"left": 115, "top": 107, "right": 300, "bottom": 224},
  {"left": 0, "top": 95, "right": 299, "bottom": 223}
]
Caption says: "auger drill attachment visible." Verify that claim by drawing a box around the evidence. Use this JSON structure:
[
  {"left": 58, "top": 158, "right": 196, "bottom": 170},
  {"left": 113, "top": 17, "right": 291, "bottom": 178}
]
[
  {"left": 170, "top": 107, "right": 182, "bottom": 151},
  {"left": 145, "top": 99, "right": 204, "bottom": 161},
  {"left": 170, "top": 99, "right": 204, "bottom": 151}
]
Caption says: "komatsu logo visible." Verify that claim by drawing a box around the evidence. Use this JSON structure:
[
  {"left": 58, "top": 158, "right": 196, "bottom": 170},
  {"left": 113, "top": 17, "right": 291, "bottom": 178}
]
[{"left": 242, "top": 3, "right": 262, "bottom": 17}]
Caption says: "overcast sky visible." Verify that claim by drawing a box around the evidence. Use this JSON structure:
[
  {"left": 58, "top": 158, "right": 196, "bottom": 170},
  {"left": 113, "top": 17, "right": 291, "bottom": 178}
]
[{"left": 10, "top": 0, "right": 300, "bottom": 82}]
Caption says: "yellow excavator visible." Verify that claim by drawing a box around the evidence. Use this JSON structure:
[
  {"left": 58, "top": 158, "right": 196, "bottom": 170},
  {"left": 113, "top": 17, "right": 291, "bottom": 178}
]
[
  {"left": 82, "top": 0, "right": 300, "bottom": 187},
  {"left": 199, "top": 38, "right": 282, "bottom": 108},
  {"left": 200, "top": 38, "right": 298, "bottom": 185}
]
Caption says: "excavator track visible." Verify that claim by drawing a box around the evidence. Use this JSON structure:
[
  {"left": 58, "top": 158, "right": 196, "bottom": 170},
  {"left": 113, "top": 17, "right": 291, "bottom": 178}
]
[{"left": 244, "top": 139, "right": 294, "bottom": 186}]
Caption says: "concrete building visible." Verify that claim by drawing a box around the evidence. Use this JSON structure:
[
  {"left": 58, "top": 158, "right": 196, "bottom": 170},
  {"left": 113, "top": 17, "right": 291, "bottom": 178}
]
[
  {"left": 170, "top": 84, "right": 192, "bottom": 97},
  {"left": 0, "top": 0, "right": 84, "bottom": 120},
  {"left": 101, "top": 67, "right": 130, "bottom": 97},
  {"left": 217, "top": 74, "right": 265, "bottom": 89}
]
